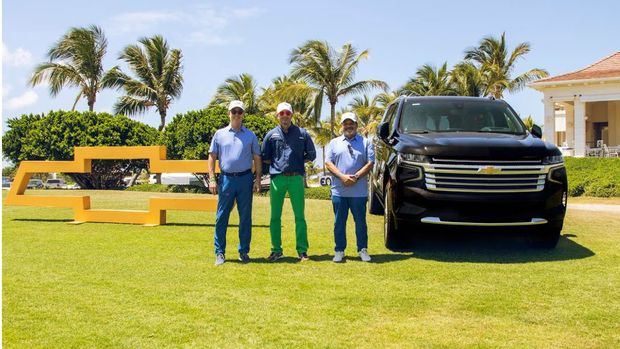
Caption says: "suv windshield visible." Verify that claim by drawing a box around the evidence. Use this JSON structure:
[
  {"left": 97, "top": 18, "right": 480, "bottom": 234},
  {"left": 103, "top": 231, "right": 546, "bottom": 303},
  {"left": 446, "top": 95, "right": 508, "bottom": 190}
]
[{"left": 399, "top": 100, "right": 526, "bottom": 134}]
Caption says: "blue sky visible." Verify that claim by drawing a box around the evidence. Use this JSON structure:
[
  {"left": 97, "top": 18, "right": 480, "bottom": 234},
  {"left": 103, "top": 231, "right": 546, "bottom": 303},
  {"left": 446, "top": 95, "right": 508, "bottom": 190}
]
[{"left": 3, "top": 0, "right": 620, "bottom": 130}]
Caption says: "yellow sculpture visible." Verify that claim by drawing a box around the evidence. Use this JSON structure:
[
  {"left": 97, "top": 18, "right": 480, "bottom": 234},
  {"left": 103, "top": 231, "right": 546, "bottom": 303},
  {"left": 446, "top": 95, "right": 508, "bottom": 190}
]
[{"left": 5, "top": 146, "right": 219, "bottom": 226}]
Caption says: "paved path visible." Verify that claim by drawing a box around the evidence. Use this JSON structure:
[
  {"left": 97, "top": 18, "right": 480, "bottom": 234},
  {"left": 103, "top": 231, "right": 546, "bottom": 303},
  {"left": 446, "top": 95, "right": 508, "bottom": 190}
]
[{"left": 568, "top": 203, "right": 620, "bottom": 213}]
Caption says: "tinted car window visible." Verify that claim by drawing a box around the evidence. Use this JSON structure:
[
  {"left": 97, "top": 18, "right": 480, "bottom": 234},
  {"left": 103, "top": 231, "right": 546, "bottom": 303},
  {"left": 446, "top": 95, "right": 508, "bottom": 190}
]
[{"left": 399, "top": 100, "right": 525, "bottom": 134}]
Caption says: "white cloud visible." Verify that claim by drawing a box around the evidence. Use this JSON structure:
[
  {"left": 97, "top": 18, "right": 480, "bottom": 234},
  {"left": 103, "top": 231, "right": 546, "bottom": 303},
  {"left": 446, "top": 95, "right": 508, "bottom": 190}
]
[
  {"left": 3, "top": 83, "right": 12, "bottom": 98},
  {"left": 2, "top": 43, "right": 33, "bottom": 67},
  {"left": 231, "top": 7, "right": 263, "bottom": 18},
  {"left": 6, "top": 90, "right": 38, "bottom": 110},
  {"left": 108, "top": 5, "right": 262, "bottom": 46},
  {"left": 109, "top": 10, "right": 183, "bottom": 34}
]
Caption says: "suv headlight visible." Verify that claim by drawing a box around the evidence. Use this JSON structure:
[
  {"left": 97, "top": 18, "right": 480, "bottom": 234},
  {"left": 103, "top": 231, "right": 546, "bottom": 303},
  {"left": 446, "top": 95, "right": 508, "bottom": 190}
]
[
  {"left": 543, "top": 155, "right": 564, "bottom": 165},
  {"left": 397, "top": 153, "right": 429, "bottom": 164}
]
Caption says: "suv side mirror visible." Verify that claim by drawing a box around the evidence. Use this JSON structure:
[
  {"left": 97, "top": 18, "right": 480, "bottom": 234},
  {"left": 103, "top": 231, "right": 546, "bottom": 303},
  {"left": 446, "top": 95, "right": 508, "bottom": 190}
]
[
  {"left": 378, "top": 122, "right": 390, "bottom": 140},
  {"left": 531, "top": 124, "right": 542, "bottom": 138}
]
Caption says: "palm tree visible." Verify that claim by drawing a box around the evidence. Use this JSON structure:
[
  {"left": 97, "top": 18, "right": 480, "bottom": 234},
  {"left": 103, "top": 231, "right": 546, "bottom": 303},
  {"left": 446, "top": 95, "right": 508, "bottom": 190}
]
[
  {"left": 349, "top": 95, "right": 383, "bottom": 137},
  {"left": 30, "top": 25, "right": 111, "bottom": 111},
  {"left": 102, "top": 35, "right": 183, "bottom": 131},
  {"left": 289, "top": 40, "right": 388, "bottom": 136},
  {"left": 522, "top": 115, "right": 535, "bottom": 131},
  {"left": 450, "top": 61, "right": 485, "bottom": 97},
  {"left": 211, "top": 73, "right": 260, "bottom": 114},
  {"left": 375, "top": 90, "right": 399, "bottom": 109},
  {"left": 464, "top": 32, "right": 548, "bottom": 99},
  {"left": 259, "top": 75, "right": 321, "bottom": 128},
  {"left": 311, "top": 121, "right": 334, "bottom": 175},
  {"left": 400, "top": 63, "right": 455, "bottom": 96}
]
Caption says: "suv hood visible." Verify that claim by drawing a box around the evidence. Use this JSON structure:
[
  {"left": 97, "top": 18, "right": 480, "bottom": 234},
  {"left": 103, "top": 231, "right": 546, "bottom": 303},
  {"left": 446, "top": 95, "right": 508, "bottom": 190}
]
[{"left": 395, "top": 132, "right": 560, "bottom": 159}]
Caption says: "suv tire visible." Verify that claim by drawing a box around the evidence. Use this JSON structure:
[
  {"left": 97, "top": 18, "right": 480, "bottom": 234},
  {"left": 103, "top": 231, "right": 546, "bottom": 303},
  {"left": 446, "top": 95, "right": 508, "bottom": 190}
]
[
  {"left": 369, "top": 181, "right": 384, "bottom": 215},
  {"left": 530, "top": 226, "right": 561, "bottom": 249},
  {"left": 384, "top": 182, "right": 405, "bottom": 250}
]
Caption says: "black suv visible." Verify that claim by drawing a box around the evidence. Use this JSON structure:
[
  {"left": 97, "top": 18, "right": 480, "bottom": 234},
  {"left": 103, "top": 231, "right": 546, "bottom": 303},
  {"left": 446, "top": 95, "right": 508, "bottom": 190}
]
[{"left": 370, "top": 96, "right": 567, "bottom": 249}]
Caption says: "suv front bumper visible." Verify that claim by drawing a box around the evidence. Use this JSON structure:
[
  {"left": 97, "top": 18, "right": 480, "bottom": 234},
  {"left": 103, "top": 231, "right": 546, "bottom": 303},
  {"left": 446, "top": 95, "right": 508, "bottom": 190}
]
[{"left": 393, "top": 181, "right": 567, "bottom": 230}]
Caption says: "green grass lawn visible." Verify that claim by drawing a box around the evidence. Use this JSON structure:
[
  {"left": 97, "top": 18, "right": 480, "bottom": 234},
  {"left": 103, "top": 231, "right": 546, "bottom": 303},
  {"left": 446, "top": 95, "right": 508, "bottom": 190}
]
[{"left": 3, "top": 190, "right": 620, "bottom": 348}]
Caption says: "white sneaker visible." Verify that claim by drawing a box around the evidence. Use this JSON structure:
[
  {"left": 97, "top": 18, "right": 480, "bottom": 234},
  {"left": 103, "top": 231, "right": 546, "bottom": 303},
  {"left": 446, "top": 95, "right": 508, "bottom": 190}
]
[
  {"left": 215, "top": 253, "right": 225, "bottom": 266},
  {"left": 359, "top": 248, "right": 371, "bottom": 262},
  {"left": 333, "top": 251, "right": 345, "bottom": 263}
]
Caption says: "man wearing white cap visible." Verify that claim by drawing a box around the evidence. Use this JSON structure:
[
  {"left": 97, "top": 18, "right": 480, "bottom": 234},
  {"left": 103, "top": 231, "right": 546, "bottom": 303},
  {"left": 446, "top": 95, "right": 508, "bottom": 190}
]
[
  {"left": 262, "top": 102, "right": 316, "bottom": 262},
  {"left": 325, "top": 112, "right": 375, "bottom": 262},
  {"left": 208, "top": 100, "right": 262, "bottom": 266}
]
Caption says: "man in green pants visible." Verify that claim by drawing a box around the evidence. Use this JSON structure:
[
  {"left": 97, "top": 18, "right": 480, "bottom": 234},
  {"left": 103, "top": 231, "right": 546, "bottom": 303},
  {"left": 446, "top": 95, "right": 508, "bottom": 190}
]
[{"left": 262, "top": 102, "right": 317, "bottom": 261}]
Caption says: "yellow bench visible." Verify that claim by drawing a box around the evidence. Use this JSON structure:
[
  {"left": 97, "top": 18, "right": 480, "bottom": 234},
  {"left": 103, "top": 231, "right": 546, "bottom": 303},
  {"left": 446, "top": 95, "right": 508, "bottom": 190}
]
[{"left": 5, "top": 146, "right": 218, "bottom": 226}]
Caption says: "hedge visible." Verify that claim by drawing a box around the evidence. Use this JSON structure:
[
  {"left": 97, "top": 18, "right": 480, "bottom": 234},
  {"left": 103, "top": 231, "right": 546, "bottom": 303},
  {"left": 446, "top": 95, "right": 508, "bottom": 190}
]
[
  {"left": 565, "top": 157, "right": 620, "bottom": 197},
  {"left": 126, "top": 183, "right": 333, "bottom": 200}
]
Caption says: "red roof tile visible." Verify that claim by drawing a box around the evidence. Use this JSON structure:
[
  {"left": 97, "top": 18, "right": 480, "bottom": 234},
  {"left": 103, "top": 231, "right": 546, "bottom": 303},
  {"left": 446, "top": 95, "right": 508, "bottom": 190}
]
[{"left": 534, "top": 51, "right": 620, "bottom": 83}]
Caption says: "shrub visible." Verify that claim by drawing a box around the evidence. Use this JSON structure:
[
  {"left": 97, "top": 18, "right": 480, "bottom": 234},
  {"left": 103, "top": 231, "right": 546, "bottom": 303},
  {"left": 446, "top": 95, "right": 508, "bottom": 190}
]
[
  {"left": 304, "top": 186, "right": 332, "bottom": 200},
  {"left": 565, "top": 157, "right": 620, "bottom": 197},
  {"left": 2, "top": 110, "right": 160, "bottom": 189}
]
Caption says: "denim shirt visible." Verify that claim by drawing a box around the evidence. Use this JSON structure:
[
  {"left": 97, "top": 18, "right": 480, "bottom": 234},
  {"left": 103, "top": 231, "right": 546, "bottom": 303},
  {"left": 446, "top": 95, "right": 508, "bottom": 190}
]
[{"left": 262, "top": 124, "right": 316, "bottom": 176}]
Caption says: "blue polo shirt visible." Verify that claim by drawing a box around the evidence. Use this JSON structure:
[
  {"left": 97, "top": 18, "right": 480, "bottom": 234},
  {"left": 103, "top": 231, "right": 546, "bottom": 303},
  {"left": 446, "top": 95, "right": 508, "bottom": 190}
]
[
  {"left": 209, "top": 125, "right": 260, "bottom": 173},
  {"left": 262, "top": 124, "right": 316, "bottom": 176},
  {"left": 326, "top": 134, "right": 375, "bottom": 197}
]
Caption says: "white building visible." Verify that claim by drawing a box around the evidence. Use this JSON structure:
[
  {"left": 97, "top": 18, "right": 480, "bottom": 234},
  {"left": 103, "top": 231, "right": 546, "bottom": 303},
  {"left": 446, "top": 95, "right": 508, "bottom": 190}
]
[{"left": 529, "top": 52, "right": 620, "bottom": 157}]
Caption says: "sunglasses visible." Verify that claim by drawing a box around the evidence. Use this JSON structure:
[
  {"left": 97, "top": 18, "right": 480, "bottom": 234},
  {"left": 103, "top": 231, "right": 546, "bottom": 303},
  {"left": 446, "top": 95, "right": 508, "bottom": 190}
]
[
  {"left": 278, "top": 111, "right": 292, "bottom": 117},
  {"left": 230, "top": 109, "right": 244, "bottom": 115},
  {"left": 347, "top": 144, "right": 354, "bottom": 156}
]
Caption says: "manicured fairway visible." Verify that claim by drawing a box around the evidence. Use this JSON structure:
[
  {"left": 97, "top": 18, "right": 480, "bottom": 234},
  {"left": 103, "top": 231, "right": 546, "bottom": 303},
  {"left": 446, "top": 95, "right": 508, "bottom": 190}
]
[{"left": 3, "top": 190, "right": 619, "bottom": 348}]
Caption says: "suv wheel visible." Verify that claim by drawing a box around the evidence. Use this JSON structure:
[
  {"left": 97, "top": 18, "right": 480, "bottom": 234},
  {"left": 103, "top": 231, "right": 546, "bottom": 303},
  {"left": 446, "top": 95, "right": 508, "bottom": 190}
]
[
  {"left": 369, "top": 180, "right": 384, "bottom": 215},
  {"left": 530, "top": 226, "right": 561, "bottom": 249},
  {"left": 383, "top": 182, "right": 403, "bottom": 250}
]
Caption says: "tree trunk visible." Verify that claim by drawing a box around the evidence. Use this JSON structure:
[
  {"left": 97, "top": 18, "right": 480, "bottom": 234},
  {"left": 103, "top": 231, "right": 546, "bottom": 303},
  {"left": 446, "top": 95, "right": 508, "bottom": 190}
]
[
  {"left": 153, "top": 110, "right": 166, "bottom": 184},
  {"left": 330, "top": 101, "right": 336, "bottom": 136},
  {"left": 158, "top": 110, "right": 166, "bottom": 132},
  {"left": 322, "top": 146, "right": 326, "bottom": 176},
  {"left": 127, "top": 171, "right": 141, "bottom": 187},
  {"left": 88, "top": 96, "right": 95, "bottom": 112}
]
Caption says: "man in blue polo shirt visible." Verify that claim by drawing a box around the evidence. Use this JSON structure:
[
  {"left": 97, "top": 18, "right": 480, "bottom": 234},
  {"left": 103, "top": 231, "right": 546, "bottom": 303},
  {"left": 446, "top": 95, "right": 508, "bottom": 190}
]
[
  {"left": 325, "top": 112, "right": 375, "bottom": 262},
  {"left": 262, "top": 102, "right": 316, "bottom": 262},
  {"left": 208, "top": 100, "right": 262, "bottom": 266}
]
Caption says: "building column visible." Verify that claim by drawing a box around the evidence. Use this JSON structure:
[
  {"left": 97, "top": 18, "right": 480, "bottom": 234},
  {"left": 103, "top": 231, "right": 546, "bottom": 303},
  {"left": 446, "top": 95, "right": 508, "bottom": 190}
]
[
  {"left": 543, "top": 99, "right": 555, "bottom": 144},
  {"left": 574, "top": 99, "right": 586, "bottom": 157},
  {"left": 563, "top": 103, "right": 575, "bottom": 147}
]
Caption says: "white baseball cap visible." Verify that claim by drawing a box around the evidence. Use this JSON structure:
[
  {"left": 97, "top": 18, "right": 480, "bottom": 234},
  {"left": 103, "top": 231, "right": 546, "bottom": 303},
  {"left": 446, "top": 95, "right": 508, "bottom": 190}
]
[
  {"left": 276, "top": 102, "right": 293, "bottom": 114},
  {"left": 228, "top": 100, "right": 245, "bottom": 111},
  {"left": 341, "top": 112, "right": 357, "bottom": 124}
]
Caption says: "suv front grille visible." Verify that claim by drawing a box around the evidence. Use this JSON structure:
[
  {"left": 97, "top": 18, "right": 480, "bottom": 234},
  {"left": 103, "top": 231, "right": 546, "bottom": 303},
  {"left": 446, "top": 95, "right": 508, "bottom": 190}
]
[{"left": 421, "top": 158, "right": 548, "bottom": 193}]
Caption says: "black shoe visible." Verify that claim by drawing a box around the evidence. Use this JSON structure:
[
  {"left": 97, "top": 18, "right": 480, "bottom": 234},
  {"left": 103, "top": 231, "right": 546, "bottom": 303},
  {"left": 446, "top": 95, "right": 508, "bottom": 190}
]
[
  {"left": 267, "top": 252, "right": 283, "bottom": 262},
  {"left": 298, "top": 252, "right": 309, "bottom": 261},
  {"left": 238, "top": 253, "right": 250, "bottom": 263}
]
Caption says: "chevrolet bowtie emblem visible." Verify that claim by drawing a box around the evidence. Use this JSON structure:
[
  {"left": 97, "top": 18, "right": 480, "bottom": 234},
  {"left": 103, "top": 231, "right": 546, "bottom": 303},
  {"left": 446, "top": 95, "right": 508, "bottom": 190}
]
[{"left": 478, "top": 166, "right": 502, "bottom": 174}]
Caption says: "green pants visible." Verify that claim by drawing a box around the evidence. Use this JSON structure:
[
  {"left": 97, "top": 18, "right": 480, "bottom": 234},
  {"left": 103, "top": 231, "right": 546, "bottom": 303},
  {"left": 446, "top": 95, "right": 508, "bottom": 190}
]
[{"left": 269, "top": 174, "right": 308, "bottom": 254}]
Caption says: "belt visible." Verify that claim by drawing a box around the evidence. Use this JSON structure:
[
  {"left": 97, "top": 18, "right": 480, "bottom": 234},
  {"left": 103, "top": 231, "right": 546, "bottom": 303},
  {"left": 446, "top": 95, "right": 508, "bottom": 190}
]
[
  {"left": 221, "top": 169, "right": 252, "bottom": 177},
  {"left": 280, "top": 172, "right": 301, "bottom": 177}
]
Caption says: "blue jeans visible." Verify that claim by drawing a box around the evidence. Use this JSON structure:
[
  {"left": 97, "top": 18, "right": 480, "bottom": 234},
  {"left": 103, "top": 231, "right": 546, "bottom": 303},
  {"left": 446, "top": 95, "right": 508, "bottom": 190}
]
[
  {"left": 332, "top": 196, "right": 368, "bottom": 252},
  {"left": 214, "top": 172, "right": 253, "bottom": 254}
]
